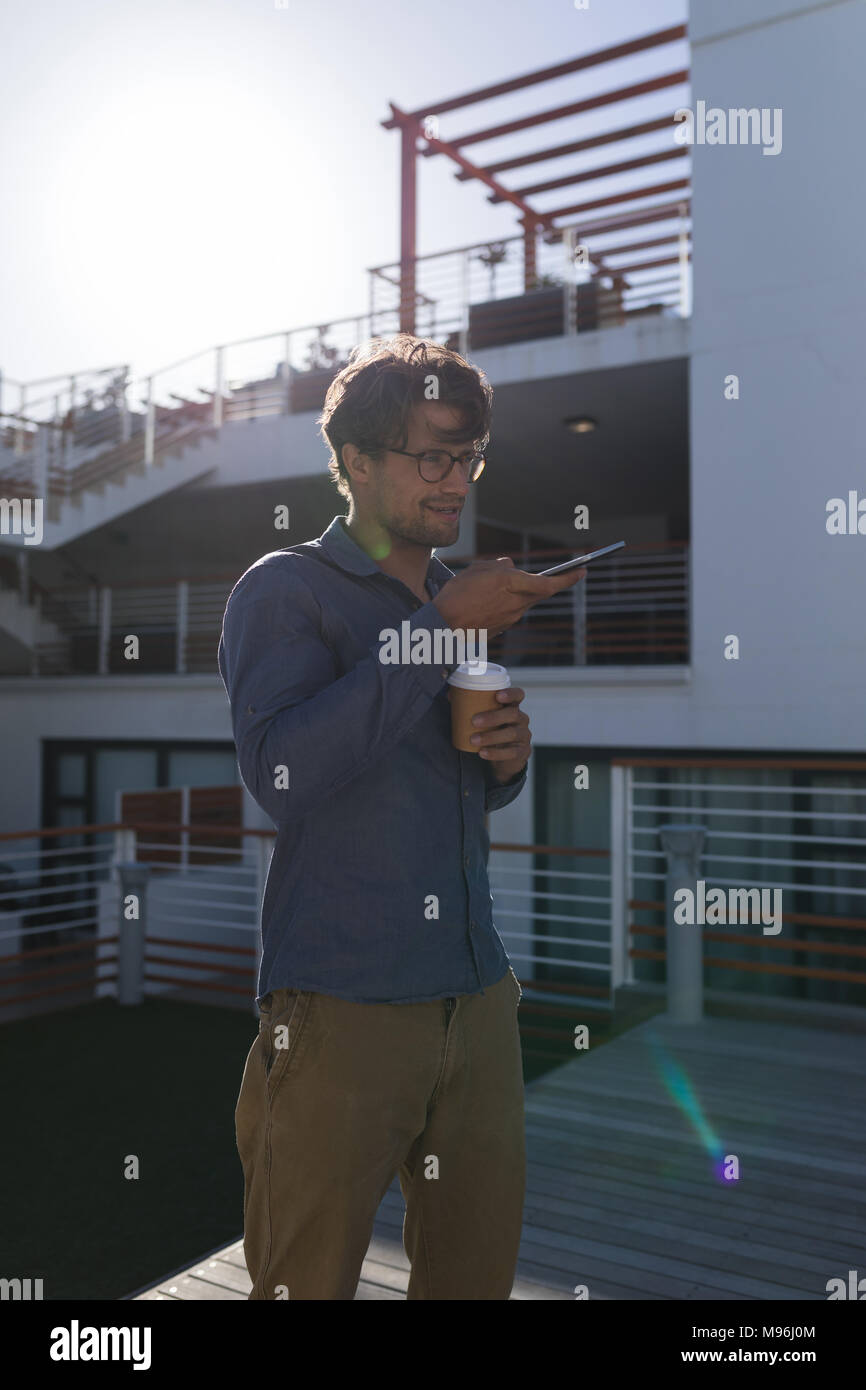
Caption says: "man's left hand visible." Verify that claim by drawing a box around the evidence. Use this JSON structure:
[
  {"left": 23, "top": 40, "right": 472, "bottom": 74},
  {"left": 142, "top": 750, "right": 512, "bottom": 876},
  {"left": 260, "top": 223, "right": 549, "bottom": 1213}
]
[{"left": 469, "top": 686, "right": 531, "bottom": 783}]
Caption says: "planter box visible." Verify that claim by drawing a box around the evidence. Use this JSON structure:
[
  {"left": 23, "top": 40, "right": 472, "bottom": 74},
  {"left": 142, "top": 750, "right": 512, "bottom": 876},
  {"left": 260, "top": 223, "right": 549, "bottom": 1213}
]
[
  {"left": 289, "top": 366, "right": 345, "bottom": 414},
  {"left": 469, "top": 288, "right": 564, "bottom": 350},
  {"left": 468, "top": 282, "right": 613, "bottom": 349}
]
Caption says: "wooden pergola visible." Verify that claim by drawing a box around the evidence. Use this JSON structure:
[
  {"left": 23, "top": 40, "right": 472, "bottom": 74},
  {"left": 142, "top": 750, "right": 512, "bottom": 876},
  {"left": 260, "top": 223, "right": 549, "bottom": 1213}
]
[{"left": 382, "top": 24, "right": 689, "bottom": 333}]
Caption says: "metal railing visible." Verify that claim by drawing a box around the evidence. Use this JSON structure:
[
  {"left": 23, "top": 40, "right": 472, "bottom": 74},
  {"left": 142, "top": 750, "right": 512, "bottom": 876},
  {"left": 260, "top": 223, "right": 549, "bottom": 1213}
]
[
  {"left": 0, "top": 820, "right": 613, "bottom": 1025},
  {"left": 610, "top": 756, "right": 866, "bottom": 1011},
  {"left": 5, "top": 757, "right": 865, "bottom": 1027},
  {"left": 370, "top": 210, "right": 691, "bottom": 352},
  {"left": 8, "top": 542, "right": 689, "bottom": 676},
  {"left": 0, "top": 209, "right": 690, "bottom": 511}
]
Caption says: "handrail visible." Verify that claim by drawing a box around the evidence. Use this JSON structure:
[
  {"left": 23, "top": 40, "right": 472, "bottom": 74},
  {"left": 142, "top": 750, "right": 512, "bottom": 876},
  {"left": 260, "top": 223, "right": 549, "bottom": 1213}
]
[
  {"left": 27, "top": 542, "right": 686, "bottom": 594},
  {"left": 0, "top": 819, "right": 605, "bottom": 850},
  {"left": 615, "top": 755, "right": 866, "bottom": 771}
]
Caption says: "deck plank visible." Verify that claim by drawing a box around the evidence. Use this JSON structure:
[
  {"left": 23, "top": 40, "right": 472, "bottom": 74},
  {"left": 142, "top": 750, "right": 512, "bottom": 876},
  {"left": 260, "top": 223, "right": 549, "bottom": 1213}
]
[{"left": 132, "top": 1013, "right": 866, "bottom": 1300}]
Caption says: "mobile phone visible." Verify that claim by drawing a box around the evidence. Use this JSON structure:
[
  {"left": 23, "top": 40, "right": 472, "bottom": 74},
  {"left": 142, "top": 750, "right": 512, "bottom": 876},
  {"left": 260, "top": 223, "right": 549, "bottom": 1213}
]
[{"left": 538, "top": 540, "right": 626, "bottom": 576}]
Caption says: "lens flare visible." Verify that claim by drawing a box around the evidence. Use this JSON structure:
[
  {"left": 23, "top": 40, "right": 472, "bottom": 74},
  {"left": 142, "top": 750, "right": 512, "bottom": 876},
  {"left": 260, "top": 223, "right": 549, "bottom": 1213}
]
[{"left": 644, "top": 1029, "right": 731, "bottom": 1180}]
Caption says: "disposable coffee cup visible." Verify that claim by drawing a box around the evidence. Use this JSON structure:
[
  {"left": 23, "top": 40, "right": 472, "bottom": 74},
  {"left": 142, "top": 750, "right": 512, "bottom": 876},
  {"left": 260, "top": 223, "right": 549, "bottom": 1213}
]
[{"left": 447, "top": 661, "right": 511, "bottom": 752}]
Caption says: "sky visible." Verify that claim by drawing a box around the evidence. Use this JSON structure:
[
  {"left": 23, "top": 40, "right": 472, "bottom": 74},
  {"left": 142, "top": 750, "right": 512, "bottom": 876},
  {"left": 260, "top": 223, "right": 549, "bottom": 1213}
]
[{"left": 0, "top": 0, "right": 687, "bottom": 400}]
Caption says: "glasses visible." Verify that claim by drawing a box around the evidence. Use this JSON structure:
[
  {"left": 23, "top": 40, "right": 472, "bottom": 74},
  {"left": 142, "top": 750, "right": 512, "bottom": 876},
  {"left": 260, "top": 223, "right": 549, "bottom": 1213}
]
[{"left": 378, "top": 446, "right": 486, "bottom": 484}]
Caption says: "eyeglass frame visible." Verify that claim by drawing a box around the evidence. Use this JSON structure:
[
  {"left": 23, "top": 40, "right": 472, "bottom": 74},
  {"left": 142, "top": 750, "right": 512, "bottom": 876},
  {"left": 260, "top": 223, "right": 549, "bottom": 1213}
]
[{"left": 371, "top": 444, "right": 487, "bottom": 484}]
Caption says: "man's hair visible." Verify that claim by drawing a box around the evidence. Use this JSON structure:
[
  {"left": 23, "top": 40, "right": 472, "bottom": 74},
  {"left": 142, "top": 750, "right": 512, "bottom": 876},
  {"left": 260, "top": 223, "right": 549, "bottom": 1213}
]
[{"left": 318, "top": 334, "right": 493, "bottom": 502}]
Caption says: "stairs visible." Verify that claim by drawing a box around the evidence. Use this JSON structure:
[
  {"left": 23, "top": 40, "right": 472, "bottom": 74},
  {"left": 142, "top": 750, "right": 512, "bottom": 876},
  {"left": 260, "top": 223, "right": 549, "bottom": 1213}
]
[
  {"left": 0, "top": 585, "right": 64, "bottom": 657},
  {"left": 0, "top": 420, "right": 222, "bottom": 550}
]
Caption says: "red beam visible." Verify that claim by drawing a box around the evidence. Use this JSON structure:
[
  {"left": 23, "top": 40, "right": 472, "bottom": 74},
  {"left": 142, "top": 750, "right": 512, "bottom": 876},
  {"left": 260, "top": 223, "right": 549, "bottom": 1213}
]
[
  {"left": 442, "top": 72, "right": 690, "bottom": 151},
  {"left": 381, "top": 25, "right": 687, "bottom": 126},
  {"left": 541, "top": 200, "right": 690, "bottom": 241},
  {"left": 388, "top": 103, "right": 556, "bottom": 229},
  {"left": 450, "top": 115, "right": 679, "bottom": 177},
  {"left": 490, "top": 147, "right": 687, "bottom": 202},
  {"left": 547, "top": 177, "right": 690, "bottom": 221}
]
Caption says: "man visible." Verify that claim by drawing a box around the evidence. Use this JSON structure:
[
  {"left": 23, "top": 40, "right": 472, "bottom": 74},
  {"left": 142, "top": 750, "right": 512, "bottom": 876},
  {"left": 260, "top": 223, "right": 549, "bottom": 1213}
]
[{"left": 217, "top": 334, "right": 584, "bottom": 1300}]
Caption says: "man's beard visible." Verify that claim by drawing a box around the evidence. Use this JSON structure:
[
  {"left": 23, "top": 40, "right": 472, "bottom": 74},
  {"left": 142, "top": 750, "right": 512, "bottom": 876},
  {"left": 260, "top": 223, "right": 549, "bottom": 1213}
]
[{"left": 383, "top": 501, "right": 460, "bottom": 548}]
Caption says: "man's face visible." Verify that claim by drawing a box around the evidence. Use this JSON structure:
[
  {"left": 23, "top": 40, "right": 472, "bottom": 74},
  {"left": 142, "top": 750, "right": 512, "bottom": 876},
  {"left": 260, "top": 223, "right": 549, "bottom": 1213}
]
[{"left": 360, "top": 401, "right": 479, "bottom": 549}]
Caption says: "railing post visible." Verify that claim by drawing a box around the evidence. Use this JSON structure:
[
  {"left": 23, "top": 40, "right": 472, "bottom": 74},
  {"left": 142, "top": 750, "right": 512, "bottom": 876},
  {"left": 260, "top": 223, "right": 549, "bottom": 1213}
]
[
  {"left": 609, "top": 763, "right": 629, "bottom": 994},
  {"left": 116, "top": 861, "right": 150, "bottom": 1005},
  {"left": 176, "top": 579, "right": 189, "bottom": 674},
  {"left": 678, "top": 202, "right": 690, "bottom": 319},
  {"left": 572, "top": 573, "right": 587, "bottom": 665},
  {"left": 283, "top": 332, "right": 292, "bottom": 413},
  {"left": 214, "top": 347, "right": 224, "bottom": 427},
  {"left": 144, "top": 377, "right": 155, "bottom": 467},
  {"left": 367, "top": 271, "right": 376, "bottom": 337},
  {"left": 119, "top": 365, "right": 131, "bottom": 443},
  {"left": 98, "top": 585, "right": 112, "bottom": 675},
  {"left": 113, "top": 826, "right": 136, "bottom": 864},
  {"left": 564, "top": 226, "right": 578, "bottom": 336},
  {"left": 181, "top": 786, "right": 190, "bottom": 871},
  {"left": 459, "top": 250, "right": 470, "bottom": 357},
  {"left": 15, "top": 385, "right": 26, "bottom": 455},
  {"left": 660, "top": 824, "right": 706, "bottom": 1023},
  {"left": 28, "top": 564, "right": 40, "bottom": 676},
  {"left": 16, "top": 550, "right": 29, "bottom": 603},
  {"left": 522, "top": 214, "right": 538, "bottom": 291},
  {"left": 34, "top": 422, "right": 49, "bottom": 505}
]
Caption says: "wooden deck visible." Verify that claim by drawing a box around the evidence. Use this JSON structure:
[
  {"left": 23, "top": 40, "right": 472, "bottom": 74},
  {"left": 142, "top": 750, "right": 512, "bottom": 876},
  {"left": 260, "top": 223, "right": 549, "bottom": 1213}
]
[{"left": 132, "top": 1013, "right": 866, "bottom": 1300}]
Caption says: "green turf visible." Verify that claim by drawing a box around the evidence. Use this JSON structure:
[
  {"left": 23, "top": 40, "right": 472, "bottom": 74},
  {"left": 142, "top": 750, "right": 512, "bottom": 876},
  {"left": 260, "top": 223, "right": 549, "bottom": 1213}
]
[
  {"left": 2, "top": 998, "right": 256, "bottom": 1300},
  {"left": 1, "top": 993, "right": 646, "bottom": 1299}
]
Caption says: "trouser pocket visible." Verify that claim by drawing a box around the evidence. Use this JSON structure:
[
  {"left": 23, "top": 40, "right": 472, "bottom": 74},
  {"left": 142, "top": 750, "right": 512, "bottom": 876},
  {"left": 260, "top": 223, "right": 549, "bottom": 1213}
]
[{"left": 259, "top": 987, "right": 314, "bottom": 1100}]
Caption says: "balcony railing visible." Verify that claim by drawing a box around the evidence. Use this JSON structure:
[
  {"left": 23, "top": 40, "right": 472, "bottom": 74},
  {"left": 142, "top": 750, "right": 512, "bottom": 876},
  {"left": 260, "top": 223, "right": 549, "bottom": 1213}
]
[
  {"left": 0, "top": 205, "right": 690, "bottom": 511},
  {"left": 3, "top": 754, "right": 864, "bottom": 1024},
  {"left": 370, "top": 214, "right": 691, "bottom": 353},
  {"left": 0, "top": 819, "right": 615, "bottom": 1024},
  {"left": 4, "top": 542, "right": 689, "bottom": 677}
]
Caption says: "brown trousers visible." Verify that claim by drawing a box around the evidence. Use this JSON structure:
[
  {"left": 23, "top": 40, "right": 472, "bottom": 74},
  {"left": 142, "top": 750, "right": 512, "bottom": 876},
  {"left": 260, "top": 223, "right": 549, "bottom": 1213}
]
[{"left": 235, "top": 966, "right": 526, "bottom": 1299}]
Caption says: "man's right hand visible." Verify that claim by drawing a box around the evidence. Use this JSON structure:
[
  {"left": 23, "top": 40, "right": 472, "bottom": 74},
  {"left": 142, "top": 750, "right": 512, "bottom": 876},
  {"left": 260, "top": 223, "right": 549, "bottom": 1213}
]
[{"left": 432, "top": 556, "right": 587, "bottom": 639}]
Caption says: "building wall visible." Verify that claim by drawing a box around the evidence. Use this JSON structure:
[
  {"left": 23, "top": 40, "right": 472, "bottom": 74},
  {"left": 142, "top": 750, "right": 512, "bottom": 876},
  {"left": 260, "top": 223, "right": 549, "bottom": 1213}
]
[
  {"left": 487, "top": 0, "right": 865, "bottom": 755},
  {"left": 686, "top": 0, "right": 866, "bottom": 750},
  {"left": 2, "top": 0, "right": 861, "bottom": 853}
]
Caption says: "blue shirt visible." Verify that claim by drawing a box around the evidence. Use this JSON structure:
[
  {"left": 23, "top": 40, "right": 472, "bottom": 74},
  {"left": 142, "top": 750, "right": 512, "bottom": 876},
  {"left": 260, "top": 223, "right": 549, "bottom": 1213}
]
[{"left": 217, "top": 514, "right": 527, "bottom": 1005}]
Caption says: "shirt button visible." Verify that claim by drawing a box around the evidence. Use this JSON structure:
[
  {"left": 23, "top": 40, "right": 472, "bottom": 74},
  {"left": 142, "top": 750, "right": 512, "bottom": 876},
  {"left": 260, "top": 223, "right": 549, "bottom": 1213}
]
[
  {"left": 247, "top": 704, "right": 255, "bottom": 713},
  {"left": 469, "top": 920, "right": 476, "bottom": 931},
  {"left": 464, "top": 789, "right": 470, "bottom": 797},
  {"left": 464, "top": 855, "right": 470, "bottom": 867}
]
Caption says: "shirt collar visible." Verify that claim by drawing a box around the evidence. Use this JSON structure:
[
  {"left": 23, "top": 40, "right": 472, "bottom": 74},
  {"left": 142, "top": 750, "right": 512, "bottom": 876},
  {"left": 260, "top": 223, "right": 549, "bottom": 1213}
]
[{"left": 319, "top": 515, "right": 456, "bottom": 591}]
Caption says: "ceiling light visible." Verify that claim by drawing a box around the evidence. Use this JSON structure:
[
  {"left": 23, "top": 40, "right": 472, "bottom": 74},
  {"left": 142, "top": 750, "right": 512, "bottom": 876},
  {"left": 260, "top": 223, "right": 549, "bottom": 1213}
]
[{"left": 564, "top": 416, "right": 598, "bottom": 434}]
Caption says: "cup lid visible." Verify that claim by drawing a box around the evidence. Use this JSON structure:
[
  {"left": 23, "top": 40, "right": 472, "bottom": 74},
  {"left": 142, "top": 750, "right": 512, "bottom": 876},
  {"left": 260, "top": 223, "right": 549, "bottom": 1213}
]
[{"left": 447, "top": 661, "right": 511, "bottom": 691}]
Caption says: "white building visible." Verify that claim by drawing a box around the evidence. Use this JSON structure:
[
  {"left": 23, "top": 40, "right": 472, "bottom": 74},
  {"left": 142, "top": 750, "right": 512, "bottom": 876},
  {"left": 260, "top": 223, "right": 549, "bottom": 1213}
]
[{"left": 1, "top": 0, "right": 863, "bottom": 1023}]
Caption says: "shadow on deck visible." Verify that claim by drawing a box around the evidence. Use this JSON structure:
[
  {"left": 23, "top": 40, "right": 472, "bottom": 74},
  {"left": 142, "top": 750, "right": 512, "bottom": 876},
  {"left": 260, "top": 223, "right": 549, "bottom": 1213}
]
[{"left": 130, "top": 1013, "right": 866, "bottom": 1300}]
